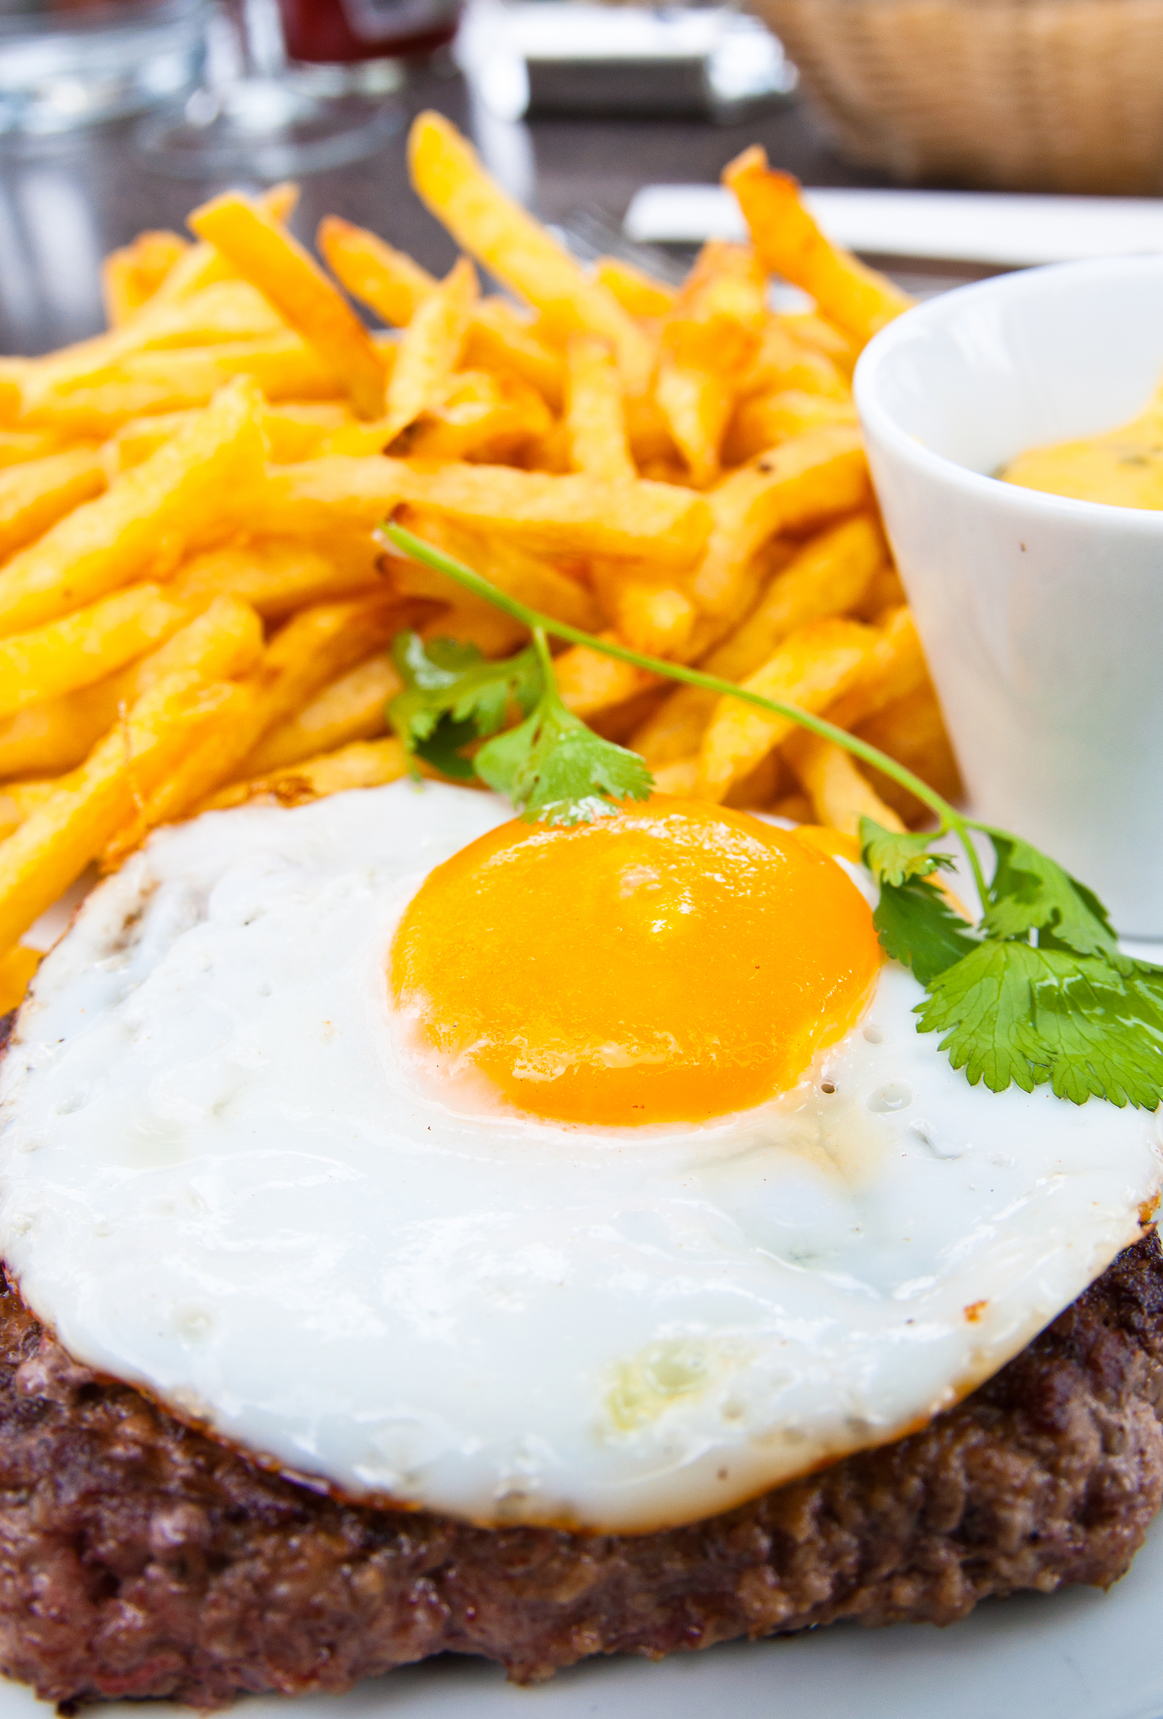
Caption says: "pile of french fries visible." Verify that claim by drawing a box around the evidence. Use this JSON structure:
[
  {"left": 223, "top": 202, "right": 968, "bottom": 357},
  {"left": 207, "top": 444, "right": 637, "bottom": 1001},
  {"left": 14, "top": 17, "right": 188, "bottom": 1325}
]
[{"left": 0, "top": 114, "right": 960, "bottom": 1013}]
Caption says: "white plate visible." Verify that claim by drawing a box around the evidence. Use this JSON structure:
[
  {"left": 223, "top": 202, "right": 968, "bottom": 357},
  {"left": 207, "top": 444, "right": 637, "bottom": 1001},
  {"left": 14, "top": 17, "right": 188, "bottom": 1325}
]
[{"left": 4, "top": 1509, "right": 1163, "bottom": 1718}]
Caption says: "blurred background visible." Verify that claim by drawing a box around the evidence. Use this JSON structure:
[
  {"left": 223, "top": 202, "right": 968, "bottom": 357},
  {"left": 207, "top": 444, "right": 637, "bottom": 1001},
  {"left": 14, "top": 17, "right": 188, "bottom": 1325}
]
[{"left": 4, "top": 0, "right": 1163, "bottom": 355}]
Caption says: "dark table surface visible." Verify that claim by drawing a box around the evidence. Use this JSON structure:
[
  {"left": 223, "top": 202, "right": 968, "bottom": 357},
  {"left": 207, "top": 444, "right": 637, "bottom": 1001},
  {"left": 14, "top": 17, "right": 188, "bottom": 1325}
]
[{"left": 0, "top": 49, "right": 908, "bottom": 358}]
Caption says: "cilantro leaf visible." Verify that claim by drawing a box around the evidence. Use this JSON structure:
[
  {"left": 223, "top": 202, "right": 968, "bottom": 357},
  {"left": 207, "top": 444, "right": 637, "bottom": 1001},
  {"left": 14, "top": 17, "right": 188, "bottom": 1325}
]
[
  {"left": 873, "top": 875, "right": 980, "bottom": 985},
  {"left": 860, "top": 818, "right": 954, "bottom": 886},
  {"left": 387, "top": 633, "right": 541, "bottom": 779},
  {"left": 916, "top": 941, "right": 1163, "bottom": 1107},
  {"left": 475, "top": 692, "right": 653, "bottom": 824},
  {"left": 980, "top": 829, "right": 1130, "bottom": 971}
]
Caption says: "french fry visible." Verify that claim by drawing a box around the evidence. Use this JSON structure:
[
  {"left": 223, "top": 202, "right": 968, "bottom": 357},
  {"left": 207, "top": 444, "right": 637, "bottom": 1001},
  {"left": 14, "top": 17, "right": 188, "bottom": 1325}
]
[
  {"left": 705, "top": 515, "right": 888, "bottom": 683},
  {"left": 320, "top": 218, "right": 566, "bottom": 410},
  {"left": 692, "top": 425, "right": 870, "bottom": 616},
  {"left": 408, "top": 111, "right": 654, "bottom": 394},
  {"left": 594, "top": 256, "right": 677, "bottom": 319},
  {"left": 189, "top": 191, "right": 386, "bottom": 419},
  {"left": 101, "top": 230, "right": 190, "bottom": 326},
  {"left": 652, "top": 757, "right": 699, "bottom": 796},
  {"left": 723, "top": 389, "right": 858, "bottom": 466},
  {"left": 565, "top": 336, "right": 636, "bottom": 484},
  {"left": 740, "top": 322, "right": 850, "bottom": 402},
  {"left": 854, "top": 683, "right": 962, "bottom": 819},
  {"left": 0, "top": 776, "right": 65, "bottom": 843},
  {"left": 0, "top": 447, "right": 107, "bottom": 560},
  {"left": 22, "top": 334, "right": 345, "bottom": 436},
  {"left": 631, "top": 684, "right": 715, "bottom": 767},
  {"left": 202, "top": 736, "right": 414, "bottom": 813},
  {"left": 0, "top": 583, "right": 193, "bottom": 717},
  {"left": 0, "top": 944, "right": 42, "bottom": 1014},
  {"left": 318, "top": 217, "right": 437, "bottom": 326},
  {"left": 171, "top": 538, "right": 383, "bottom": 619},
  {"left": 0, "top": 594, "right": 262, "bottom": 780},
  {"left": 553, "top": 633, "right": 660, "bottom": 718},
  {"left": 852, "top": 561, "right": 907, "bottom": 621},
  {"left": 696, "top": 616, "right": 876, "bottom": 802},
  {"left": 387, "top": 509, "right": 601, "bottom": 631},
  {"left": 110, "top": 401, "right": 352, "bottom": 471},
  {"left": 776, "top": 312, "right": 858, "bottom": 375},
  {"left": 0, "top": 429, "right": 65, "bottom": 469},
  {"left": 325, "top": 257, "right": 479, "bottom": 457},
  {"left": 772, "top": 790, "right": 814, "bottom": 825},
  {"left": 260, "top": 457, "right": 712, "bottom": 565},
  {"left": 241, "top": 654, "right": 400, "bottom": 775},
  {"left": 101, "top": 593, "right": 415, "bottom": 861},
  {"left": 0, "top": 376, "right": 266, "bottom": 637},
  {"left": 0, "top": 669, "right": 240, "bottom": 954},
  {"left": 816, "top": 605, "right": 927, "bottom": 732},
  {"left": 590, "top": 566, "right": 696, "bottom": 657},
  {"left": 21, "top": 282, "right": 286, "bottom": 408},
  {"left": 724, "top": 148, "right": 913, "bottom": 345},
  {"left": 396, "top": 370, "right": 552, "bottom": 464},
  {"left": 656, "top": 244, "right": 768, "bottom": 487},
  {"left": 788, "top": 736, "right": 907, "bottom": 838},
  {"left": 151, "top": 184, "right": 299, "bottom": 306}
]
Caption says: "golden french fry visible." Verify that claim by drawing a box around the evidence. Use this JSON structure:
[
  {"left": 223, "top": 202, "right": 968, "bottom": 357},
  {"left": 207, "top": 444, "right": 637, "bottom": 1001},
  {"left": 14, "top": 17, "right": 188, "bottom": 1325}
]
[
  {"left": 463, "top": 299, "right": 565, "bottom": 410},
  {"left": 654, "top": 243, "right": 768, "bottom": 487},
  {"left": 111, "top": 401, "right": 352, "bottom": 471},
  {"left": 651, "top": 757, "right": 699, "bottom": 796},
  {"left": 0, "top": 377, "right": 266, "bottom": 638},
  {"left": 819, "top": 605, "right": 926, "bottom": 732},
  {"left": 242, "top": 654, "right": 400, "bottom": 776},
  {"left": 23, "top": 282, "right": 286, "bottom": 408},
  {"left": 388, "top": 509, "right": 601, "bottom": 632},
  {"left": 788, "top": 736, "right": 906, "bottom": 838},
  {"left": 855, "top": 683, "right": 963, "bottom": 817},
  {"left": 397, "top": 370, "right": 552, "bottom": 464},
  {"left": 630, "top": 684, "right": 714, "bottom": 767},
  {"left": 776, "top": 312, "right": 858, "bottom": 375},
  {"left": 653, "top": 360, "right": 732, "bottom": 490},
  {"left": 408, "top": 111, "right": 654, "bottom": 393},
  {"left": 189, "top": 191, "right": 386, "bottom": 418},
  {"left": 724, "top": 148, "right": 913, "bottom": 345},
  {"left": 320, "top": 218, "right": 566, "bottom": 411},
  {"left": 150, "top": 184, "right": 299, "bottom": 307},
  {"left": 22, "top": 336, "right": 343, "bottom": 437},
  {"left": 852, "top": 562, "right": 907, "bottom": 621},
  {"left": 553, "top": 632, "right": 659, "bottom": 718},
  {"left": 0, "top": 669, "right": 239, "bottom": 953},
  {"left": 326, "top": 258, "right": 480, "bottom": 457},
  {"left": 0, "top": 429, "right": 65, "bottom": 469},
  {"left": 697, "top": 616, "right": 876, "bottom": 802},
  {"left": 0, "top": 776, "right": 65, "bottom": 843},
  {"left": 0, "top": 944, "right": 42, "bottom": 1014},
  {"left": 172, "top": 538, "right": 382, "bottom": 619},
  {"left": 723, "top": 389, "right": 859, "bottom": 465},
  {"left": 594, "top": 256, "right": 677, "bottom": 319},
  {"left": 590, "top": 566, "right": 695, "bottom": 657},
  {"left": 318, "top": 217, "right": 437, "bottom": 326},
  {"left": 705, "top": 515, "right": 888, "bottom": 684},
  {"left": 102, "top": 593, "right": 414, "bottom": 862},
  {"left": 565, "top": 335, "right": 636, "bottom": 484},
  {"left": 740, "top": 322, "right": 850, "bottom": 402},
  {"left": 692, "top": 425, "right": 870, "bottom": 616},
  {"left": 101, "top": 230, "right": 190, "bottom": 326},
  {"left": 0, "top": 583, "right": 194, "bottom": 717},
  {"left": 260, "top": 456, "right": 711, "bottom": 565},
  {"left": 202, "top": 735, "right": 414, "bottom": 813},
  {"left": 0, "top": 447, "right": 107, "bottom": 560},
  {"left": 771, "top": 790, "right": 814, "bottom": 825}
]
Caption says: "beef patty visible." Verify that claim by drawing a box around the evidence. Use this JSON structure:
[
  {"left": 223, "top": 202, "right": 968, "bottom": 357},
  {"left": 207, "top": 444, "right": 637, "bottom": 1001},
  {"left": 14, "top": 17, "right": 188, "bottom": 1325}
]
[
  {"left": 1, "top": 996, "right": 1162, "bottom": 1709},
  {"left": 0, "top": 1233, "right": 1159, "bottom": 1709}
]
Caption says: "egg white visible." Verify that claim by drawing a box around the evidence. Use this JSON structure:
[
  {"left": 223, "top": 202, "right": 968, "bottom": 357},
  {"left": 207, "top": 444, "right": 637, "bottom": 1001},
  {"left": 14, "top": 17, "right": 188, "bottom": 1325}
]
[{"left": 0, "top": 780, "right": 1159, "bottom": 1533}]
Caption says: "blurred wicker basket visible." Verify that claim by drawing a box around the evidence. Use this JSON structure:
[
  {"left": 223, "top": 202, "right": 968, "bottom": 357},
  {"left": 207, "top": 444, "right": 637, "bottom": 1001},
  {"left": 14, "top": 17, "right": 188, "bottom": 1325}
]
[{"left": 749, "top": 0, "right": 1163, "bottom": 193}]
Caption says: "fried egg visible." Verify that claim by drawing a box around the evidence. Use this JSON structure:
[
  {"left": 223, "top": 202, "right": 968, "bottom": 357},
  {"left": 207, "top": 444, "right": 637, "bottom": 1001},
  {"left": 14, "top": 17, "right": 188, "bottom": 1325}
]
[{"left": 0, "top": 781, "right": 1159, "bottom": 1533}]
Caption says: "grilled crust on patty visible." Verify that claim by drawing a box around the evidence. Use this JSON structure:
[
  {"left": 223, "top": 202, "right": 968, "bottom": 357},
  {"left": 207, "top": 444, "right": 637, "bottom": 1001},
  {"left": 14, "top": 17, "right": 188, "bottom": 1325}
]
[{"left": 0, "top": 1230, "right": 1158, "bottom": 1708}]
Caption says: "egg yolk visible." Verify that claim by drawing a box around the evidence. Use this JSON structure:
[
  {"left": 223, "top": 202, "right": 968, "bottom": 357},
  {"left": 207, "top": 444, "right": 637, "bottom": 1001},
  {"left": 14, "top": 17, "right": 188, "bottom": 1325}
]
[{"left": 390, "top": 797, "right": 882, "bottom": 1128}]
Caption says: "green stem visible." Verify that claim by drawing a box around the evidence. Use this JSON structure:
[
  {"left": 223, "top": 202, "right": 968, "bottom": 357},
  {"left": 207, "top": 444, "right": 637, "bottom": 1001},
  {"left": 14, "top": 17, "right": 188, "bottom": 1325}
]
[{"left": 381, "top": 521, "right": 990, "bottom": 909}]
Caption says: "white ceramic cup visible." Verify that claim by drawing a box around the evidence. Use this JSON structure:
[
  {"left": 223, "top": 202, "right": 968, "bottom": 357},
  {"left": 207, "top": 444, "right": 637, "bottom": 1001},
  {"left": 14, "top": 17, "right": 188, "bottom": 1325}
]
[{"left": 854, "top": 256, "right": 1163, "bottom": 938}]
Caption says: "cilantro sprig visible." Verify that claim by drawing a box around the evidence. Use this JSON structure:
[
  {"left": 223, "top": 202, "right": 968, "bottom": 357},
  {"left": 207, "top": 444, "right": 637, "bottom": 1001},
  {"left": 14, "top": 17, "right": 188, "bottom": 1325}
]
[{"left": 380, "top": 520, "right": 1163, "bottom": 1111}]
